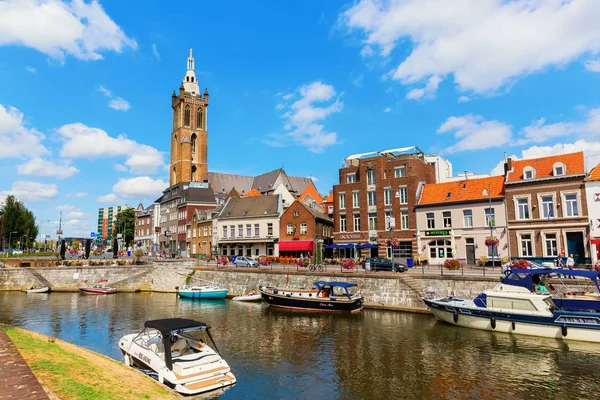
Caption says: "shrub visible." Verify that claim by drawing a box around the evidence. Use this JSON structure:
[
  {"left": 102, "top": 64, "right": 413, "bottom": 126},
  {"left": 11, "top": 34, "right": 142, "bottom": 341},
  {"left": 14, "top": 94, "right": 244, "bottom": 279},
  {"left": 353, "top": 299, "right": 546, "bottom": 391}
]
[
  {"left": 478, "top": 255, "right": 488, "bottom": 266},
  {"left": 444, "top": 259, "right": 461, "bottom": 270},
  {"left": 501, "top": 256, "right": 510, "bottom": 264}
]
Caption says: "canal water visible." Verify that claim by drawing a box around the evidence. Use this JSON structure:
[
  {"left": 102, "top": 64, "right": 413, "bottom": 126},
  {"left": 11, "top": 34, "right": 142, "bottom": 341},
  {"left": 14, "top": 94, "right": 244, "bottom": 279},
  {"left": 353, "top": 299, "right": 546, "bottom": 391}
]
[{"left": 1, "top": 292, "right": 599, "bottom": 400}]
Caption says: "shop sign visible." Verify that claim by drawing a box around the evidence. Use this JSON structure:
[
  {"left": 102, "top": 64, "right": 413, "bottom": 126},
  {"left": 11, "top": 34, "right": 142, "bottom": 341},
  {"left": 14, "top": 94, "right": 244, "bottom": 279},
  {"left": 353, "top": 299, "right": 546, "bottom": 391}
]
[
  {"left": 425, "top": 230, "right": 450, "bottom": 237},
  {"left": 339, "top": 233, "right": 361, "bottom": 240}
]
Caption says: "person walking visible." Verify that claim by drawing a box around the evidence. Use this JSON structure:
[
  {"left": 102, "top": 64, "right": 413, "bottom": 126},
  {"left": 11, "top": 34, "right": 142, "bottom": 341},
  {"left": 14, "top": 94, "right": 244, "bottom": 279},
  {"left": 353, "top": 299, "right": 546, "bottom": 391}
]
[{"left": 566, "top": 254, "right": 575, "bottom": 278}]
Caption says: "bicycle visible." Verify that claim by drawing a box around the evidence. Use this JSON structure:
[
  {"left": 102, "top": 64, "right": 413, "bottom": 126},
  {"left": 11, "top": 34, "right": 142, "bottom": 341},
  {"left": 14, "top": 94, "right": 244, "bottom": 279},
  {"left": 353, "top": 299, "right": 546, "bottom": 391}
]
[{"left": 309, "top": 264, "right": 324, "bottom": 272}]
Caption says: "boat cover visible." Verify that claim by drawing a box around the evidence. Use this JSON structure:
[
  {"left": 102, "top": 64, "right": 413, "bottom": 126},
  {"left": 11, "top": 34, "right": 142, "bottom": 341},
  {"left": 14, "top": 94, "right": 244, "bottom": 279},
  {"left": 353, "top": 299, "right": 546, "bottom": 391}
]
[
  {"left": 144, "top": 318, "right": 206, "bottom": 335},
  {"left": 313, "top": 281, "right": 358, "bottom": 289},
  {"left": 503, "top": 269, "right": 600, "bottom": 292}
]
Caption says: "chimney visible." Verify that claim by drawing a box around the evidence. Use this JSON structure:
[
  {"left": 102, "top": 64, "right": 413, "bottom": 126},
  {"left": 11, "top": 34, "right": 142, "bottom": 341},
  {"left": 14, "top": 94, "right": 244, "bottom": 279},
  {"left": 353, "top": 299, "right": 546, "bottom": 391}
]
[{"left": 504, "top": 157, "right": 513, "bottom": 175}]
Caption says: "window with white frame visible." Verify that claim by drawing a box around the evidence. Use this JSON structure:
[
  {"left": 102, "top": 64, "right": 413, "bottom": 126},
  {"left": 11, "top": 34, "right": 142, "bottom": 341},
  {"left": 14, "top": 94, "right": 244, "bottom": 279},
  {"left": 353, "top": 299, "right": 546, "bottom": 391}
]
[
  {"left": 553, "top": 162, "right": 565, "bottom": 176},
  {"left": 192, "top": 243, "right": 196, "bottom": 254},
  {"left": 353, "top": 214, "right": 360, "bottom": 231},
  {"left": 442, "top": 211, "right": 452, "bottom": 228},
  {"left": 540, "top": 195, "right": 554, "bottom": 219},
  {"left": 523, "top": 167, "right": 536, "bottom": 180},
  {"left": 517, "top": 198, "right": 530, "bottom": 220},
  {"left": 230, "top": 226, "right": 235, "bottom": 237},
  {"left": 427, "top": 212, "right": 435, "bottom": 229},
  {"left": 339, "top": 193, "right": 346, "bottom": 209},
  {"left": 267, "top": 223, "right": 273, "bottom": 235},
  {"left": 564, "top": 193, "right": 579, "bottom": 216},
  {"left": 223, "top": 225, "right": 227, "bottom": 238},
  {"left": 238, "top": 224, "right": 243, "bottom": 237},
  {"left": 520, "top": 234, "right": 533, "bottom": 256},
  {"left": 368, "top": 213, "right": 378, "bottom": 230},
  {"left": 246, "top": 224, "right": 251, "bottom": 237},
  {"left": 485, "top": 208, "right": 495, "bottom": 226},
  {"left": 463, "top": 210, "right": 473, "bottom": 227},
  {"left": 399, "top": 186, "right": 408, "bottom": 204},
  {"left": 346, "top": 173, "right": 356, "bottom": 183},
  {"left": 545, "top": 233, "right": 558, "bottom": 256},
  {"left": 203, "top": 227, "right": 208, "bottom": 236},
  {"left": 340, "top": 215, "right": 347, "bottom": 232},
  {"left": 254, "top": 224, "right": 260, "bottom": 236},
  {"left": 367, "top": 170, "right": 376, "bottom": 185},
  {"left": 401, "top": 209, "right": 409, "bottom": 230},
  {"left": 352, "top": 191, "right": 360, "bottom": 208},
  {"left": 384, "top": 188, "right": 392, "bottom": 206},
  {"left": 293, "top": 210, "right": 299, "bottom": 217},
  {"left": 300, "top": 223, "right": 307, "bottom": 235},
  {"left": 394, "top": 166, "right": 406, "bottom": 178},
  {"left": 193, "top": 228, "right": 197, "bottom": 238},
  {"left": 287, "top": 224, "right": 294, "bottom": 235},
  {"left": 368, "top": 191, "right": 376, "bottom": 207}
]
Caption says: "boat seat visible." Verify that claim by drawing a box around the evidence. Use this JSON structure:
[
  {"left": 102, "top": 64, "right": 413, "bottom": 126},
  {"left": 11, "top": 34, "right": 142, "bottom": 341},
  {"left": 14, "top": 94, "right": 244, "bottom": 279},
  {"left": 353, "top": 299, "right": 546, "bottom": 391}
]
[
  {"left": 172, "top": 353, "right": 221, "bottom": 375},
  {"left": 171, "top": 339, "right": 188, "bottom": 355}
]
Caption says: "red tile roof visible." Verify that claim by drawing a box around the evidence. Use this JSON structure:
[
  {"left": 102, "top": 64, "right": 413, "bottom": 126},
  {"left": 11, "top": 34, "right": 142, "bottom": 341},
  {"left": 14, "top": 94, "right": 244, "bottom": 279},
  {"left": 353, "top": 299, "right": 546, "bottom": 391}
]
[
  {"left": 324, "top": 192, "right": 333, "bottom": 203},
  {"left": 585, "top": 163, "right": 600, "bottom": 182},
  {"left": 298, "top": 182, "right": 323, "bottom": 204},
  {"left": 243, "top": 189, "right": 262, "bottom": 197},
  {"left": 507, "top": 152, "right": 585, "bottom": 182},
  {"left": 419, "top": 176, "right": 505, "bottom": 205}
]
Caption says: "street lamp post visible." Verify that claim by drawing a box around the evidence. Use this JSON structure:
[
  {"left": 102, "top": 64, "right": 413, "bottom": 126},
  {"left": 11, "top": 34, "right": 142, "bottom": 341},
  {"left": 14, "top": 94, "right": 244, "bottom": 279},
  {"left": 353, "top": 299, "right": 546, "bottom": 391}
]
[
  {"left": 8, "top": 231, "right": 16, "bottom": 254},
  {"left": 482, "top": 185, "right": 495, "bottom": 271}
]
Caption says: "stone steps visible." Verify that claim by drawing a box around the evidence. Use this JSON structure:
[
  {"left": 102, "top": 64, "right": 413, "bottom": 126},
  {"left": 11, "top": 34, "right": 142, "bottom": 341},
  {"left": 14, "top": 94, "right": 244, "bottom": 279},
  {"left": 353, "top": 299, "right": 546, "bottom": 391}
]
[
  {"left": 25, "top": 269, "right": 53, "bottom": 289},
  {"left": 399, "top": 275, "right": 425, "bottom": 298}
]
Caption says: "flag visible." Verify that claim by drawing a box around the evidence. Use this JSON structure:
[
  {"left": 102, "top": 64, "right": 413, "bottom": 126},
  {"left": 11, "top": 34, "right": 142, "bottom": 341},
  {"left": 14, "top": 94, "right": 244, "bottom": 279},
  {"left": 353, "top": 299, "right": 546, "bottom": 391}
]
[{"left": 547, "top": 207, "right": 553, "bottom": 221}]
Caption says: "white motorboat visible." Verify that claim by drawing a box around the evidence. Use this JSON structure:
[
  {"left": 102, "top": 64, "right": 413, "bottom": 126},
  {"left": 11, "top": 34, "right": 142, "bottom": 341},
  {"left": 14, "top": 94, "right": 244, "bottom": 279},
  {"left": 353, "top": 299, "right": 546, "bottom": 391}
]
[
  {"left": 232, "top": 292, "right": 262, "bottom": 302},
  {"left": 23, "top": 286, "right": 50, "bottom": 293},
  {"left": 119, "top": 318, "right": 236, "bottom": 396},
  {"left": 424, "top": 283, "right": 600, "bottom": 343}
]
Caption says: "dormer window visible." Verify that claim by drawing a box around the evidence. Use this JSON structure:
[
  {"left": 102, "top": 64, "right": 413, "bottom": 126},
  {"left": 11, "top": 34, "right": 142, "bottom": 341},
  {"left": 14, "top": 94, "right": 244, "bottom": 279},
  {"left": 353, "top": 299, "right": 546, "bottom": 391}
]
[
  {"left": 553, "top": 162, "right": 566, "bottom": 176},
  {"left": 523, "top": 166, "right": 536, "bottom": 180}
]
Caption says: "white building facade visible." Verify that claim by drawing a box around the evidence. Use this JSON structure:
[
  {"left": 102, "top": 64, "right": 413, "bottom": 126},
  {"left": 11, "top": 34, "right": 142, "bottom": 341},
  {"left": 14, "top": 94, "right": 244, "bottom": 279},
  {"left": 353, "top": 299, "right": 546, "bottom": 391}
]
[{"left": 585, "top": 164, "right": 600, "bottom": 263}]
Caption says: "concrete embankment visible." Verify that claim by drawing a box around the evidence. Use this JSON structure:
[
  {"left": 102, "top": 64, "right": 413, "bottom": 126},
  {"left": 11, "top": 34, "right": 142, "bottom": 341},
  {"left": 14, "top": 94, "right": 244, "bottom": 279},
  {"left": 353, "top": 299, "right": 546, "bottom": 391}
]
[{"left": 0, "top": 261, "right": 504, "bottom": 313}]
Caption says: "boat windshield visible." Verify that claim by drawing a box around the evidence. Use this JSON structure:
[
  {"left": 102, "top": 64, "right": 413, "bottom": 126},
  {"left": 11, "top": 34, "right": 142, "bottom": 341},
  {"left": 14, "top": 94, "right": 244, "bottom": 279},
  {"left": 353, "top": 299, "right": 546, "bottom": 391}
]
[{"left": 134, "top": 328, "right": 164, "bottom": 356}]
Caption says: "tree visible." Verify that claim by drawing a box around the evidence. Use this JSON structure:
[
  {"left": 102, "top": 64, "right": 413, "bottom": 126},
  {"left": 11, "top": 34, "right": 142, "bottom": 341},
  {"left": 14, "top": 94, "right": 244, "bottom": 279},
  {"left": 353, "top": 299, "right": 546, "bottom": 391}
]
[
  {"left": 1, "top": 195, "right": 38, "bottom": 250},
  {"left": 113, "top": 208, "right": 135, "bottom": 247}
]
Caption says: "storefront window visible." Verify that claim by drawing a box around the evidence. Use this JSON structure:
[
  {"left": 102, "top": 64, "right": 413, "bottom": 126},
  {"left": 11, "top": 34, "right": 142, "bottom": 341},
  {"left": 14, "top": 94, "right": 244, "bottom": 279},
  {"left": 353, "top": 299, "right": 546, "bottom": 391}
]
[{"left": 429, "top": 240, "right": 453, "bottom": 259}]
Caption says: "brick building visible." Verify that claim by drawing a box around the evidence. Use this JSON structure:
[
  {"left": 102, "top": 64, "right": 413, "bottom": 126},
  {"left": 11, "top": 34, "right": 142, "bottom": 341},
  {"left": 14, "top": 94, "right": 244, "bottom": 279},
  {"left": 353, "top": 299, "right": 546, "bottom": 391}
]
[
  {"left": 504, "top": 152, "right": 590, "bottom": 264},
  {"left": 585, "top": 163, "right": 600, "bottom": 263},
  {"left": 188, "top": 207, "right": 221, "bottom": 258},
  {"left": 332, "top": 147, "right": 436, "bottom": 259},
  {"left": 278, "top": 200, "right": 333, "bottom": 258},
  {"left": 134, "top": 203, "right": 155, "bottom": 248}
]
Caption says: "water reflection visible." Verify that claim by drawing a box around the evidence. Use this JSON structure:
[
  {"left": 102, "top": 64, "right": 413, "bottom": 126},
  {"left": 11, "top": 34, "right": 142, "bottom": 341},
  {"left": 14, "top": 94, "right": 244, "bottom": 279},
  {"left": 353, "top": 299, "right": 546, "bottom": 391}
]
[{"left": 1, "top": 292, "right": 600, "bottom": 399}]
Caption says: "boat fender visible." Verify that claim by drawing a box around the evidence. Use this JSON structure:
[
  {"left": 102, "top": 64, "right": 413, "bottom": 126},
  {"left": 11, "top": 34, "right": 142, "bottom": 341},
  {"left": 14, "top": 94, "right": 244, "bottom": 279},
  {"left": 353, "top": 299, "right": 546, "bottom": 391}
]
[
  {"left": 273, "top": 289, "right": 278, "bottom": 294},
  {"left": 511, "top": 321, "right": 516, "bottom": 331},
  {"left": 453, "top": 312, "right": 459, "bottom": 324},
  {"left": 175, "top": 286, "right": 179, "bottom": 291},
  {"left": 491, "top": 318, "right": 496, "bottom": 329},
  {"left": 562, "top": 324, "right": 568, "bottom": 337}
]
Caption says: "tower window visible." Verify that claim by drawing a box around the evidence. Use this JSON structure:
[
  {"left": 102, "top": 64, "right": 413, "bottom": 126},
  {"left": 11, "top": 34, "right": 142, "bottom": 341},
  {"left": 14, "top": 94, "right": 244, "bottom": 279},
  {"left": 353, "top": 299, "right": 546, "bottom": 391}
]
[
  {"left": 191, "top": 77, "right": 194, "bottom": 82},
  {"left": 191, "top": 133, "right": 197, "bottom": 161},
  {"left": 192, "top": 166, "right": 197, "bottom": 181},
  {"left": 184, "top": 105, "right": 190, "bottom": 126},
  {"left": 197, "top": 107, "right": 203, "bottom": 130},
  {"left": 186, "top": 76, "right": 189, "bottom": 82}
]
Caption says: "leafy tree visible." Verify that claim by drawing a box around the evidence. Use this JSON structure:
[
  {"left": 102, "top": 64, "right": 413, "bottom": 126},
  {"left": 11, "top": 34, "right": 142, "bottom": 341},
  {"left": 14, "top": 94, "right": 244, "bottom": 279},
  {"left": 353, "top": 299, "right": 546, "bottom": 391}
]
[
  {"left": 1, "top": 195, "right": 39, "bottom": 250},
  {"left": 113, "top": 208, "right": 135, "bottom": 247}
]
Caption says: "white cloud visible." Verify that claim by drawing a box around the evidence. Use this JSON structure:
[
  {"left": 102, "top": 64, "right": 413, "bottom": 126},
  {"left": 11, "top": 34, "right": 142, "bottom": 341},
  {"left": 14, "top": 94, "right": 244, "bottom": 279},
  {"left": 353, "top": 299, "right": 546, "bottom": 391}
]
[
  {"left": 437, "top": 114, "right": 513, "bottom": 153},
  {"left": 282, "top": 93, "right": 293, "bottom": 100},
  {"left": 0, "top": 104, "right": 48, "bottom": 158},
  {"left": 517, "top": 108, "right": 600, "bottom": 144},
  {"left": 275, "top": 103, "right": 285, "bottom": 111},
  {"left": 0, "top": 0, "right": 137, "bottom": 62},
  {"left": 585, "top": 60, "right": 600, "bottom": 72},
  {"left": 56, "top": 204, "right": 75, "bottom": 211},
  {"left": 406, "top": 75, "right": 441, "bottom": 100},
  {"left": 1, "top": 181, "right": 58, "bottom": 202},
  {"left": 268, "top": 81, "right": 343, "bottom": 152},
  {"left": 342, "top": 0, "right": 600, "bottom": 95},
  {"left": 457, "top": 96, "right": 470, "bottom": 103},
  {"left": 310, "top": 176, "right": 318, "bottom": 182},
  {"left": 384, "top": 107, "right": 391, "bottom": 113},
  {"left": 75, "top": 192, "right": 86, "bottom": 198},
  {"left": 151, "top": 43, "right": 160, "bottom": 60},
  {"left": 98, "top": 86, "right": 130, "bottom": 111},
  {"left": 114, "top": 164, "right": 128, "bottom": 172},
  {"left": 25, "top": 66, "right": 36, "bottom": 73},
  {"left": 57, "top": 123, "right": 164, "bottom": 174},
  {"left": 490, "top": 154, "right": 517, "bottom": 176},
  {"left": 97, "top": 193, "right": 119, "bottom": 203},
  {"left": 17, "top": 157, "right": 78, "bottom": 179},
  {"left": 112, "top": 176, "right": 167, "bottom": 199},
  {"left": 66, "top": 210, "right": 87, "bottom": 219},
  {"left": 108, "top": 97, "right": 131, "bottom": 111}
]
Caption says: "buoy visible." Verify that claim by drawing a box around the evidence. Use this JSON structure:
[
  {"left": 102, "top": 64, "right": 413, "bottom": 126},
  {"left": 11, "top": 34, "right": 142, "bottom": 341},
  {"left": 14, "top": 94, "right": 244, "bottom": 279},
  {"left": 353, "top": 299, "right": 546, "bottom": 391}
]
[
  {"left": 491, "top": 318, "right": 496, "bottom": 329},
  {"left": 511, "top": 321, "right": 516, "bottom": 331},
  {"left": 562, "top": 324, "right": 568, "bottom": 337},
  {"left": 453, "top": 312, "right": 459, "bottom": 323}
]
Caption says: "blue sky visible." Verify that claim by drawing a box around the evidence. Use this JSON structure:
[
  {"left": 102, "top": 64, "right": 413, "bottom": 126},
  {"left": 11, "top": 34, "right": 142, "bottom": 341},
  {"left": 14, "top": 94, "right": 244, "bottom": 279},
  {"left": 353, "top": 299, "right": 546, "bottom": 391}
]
[{"left": 1, "top": 0, "right": 600, "bottom": 239}]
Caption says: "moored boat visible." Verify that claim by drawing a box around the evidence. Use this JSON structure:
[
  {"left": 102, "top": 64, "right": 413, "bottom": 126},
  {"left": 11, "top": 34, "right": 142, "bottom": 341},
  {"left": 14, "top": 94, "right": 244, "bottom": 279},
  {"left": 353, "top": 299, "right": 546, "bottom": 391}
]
[
  {"left": 119, "top": 318, "right": 236, "bottom": 396},
  {"left": 231, "top": 292, "right": 262, "bottom": 302},
  {"left": 176, "top": 285, "right": 228, "bottom": 299},
  {"left": 23, "top": 286, "right": 50, "bottom": 293},
  {"left": 79, "top": 280, "right": 116, "bottom": 294},
  {"left": 259, "top": 281, "right": 363, "bottom": 312},
  {"left": 423, "top": 282, "right": 600, "bottom": 343}
]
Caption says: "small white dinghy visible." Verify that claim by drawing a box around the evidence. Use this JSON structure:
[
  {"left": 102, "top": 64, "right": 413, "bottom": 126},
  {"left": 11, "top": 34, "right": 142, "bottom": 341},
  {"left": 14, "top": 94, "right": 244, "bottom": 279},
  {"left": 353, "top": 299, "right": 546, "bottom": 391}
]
[
  {"left": 24, "top": 286, "right": 50, "bottom": 293},
  {"left": 232, "top": 292, "right": 261, "bottom": 302}
]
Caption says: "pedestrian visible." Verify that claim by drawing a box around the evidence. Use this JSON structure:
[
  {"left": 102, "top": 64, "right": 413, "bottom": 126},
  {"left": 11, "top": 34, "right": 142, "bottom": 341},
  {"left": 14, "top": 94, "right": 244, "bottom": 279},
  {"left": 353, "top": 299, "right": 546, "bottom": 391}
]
[
  {"left": 566, "top": 254, "right": 575, "bottom": 278},
  {"left": 556, "top": 253, "right": 565, "bottom": 278}
]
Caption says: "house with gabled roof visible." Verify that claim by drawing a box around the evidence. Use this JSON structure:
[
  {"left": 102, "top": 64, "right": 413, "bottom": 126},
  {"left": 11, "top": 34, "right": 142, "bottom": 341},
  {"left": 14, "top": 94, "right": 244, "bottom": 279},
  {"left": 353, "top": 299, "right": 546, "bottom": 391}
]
[
  {"left": 416, "top": 176, "right": 507, "bottom": 266},
  {"left": 278, "top": 200, "right": 333, "bottom": 259},
  {"left": 504, "top": 152, "right": 590, "bottom": 265},
  {"left": 585, "top": 162, "right": 600, "bottom": 263}
]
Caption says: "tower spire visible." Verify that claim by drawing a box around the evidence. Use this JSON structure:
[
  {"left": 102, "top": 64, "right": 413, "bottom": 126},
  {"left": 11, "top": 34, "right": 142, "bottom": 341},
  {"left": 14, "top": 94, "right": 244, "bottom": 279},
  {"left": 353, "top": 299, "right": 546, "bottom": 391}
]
[{"left": 182, "top": 48, "right": 199, "bottom": 94}]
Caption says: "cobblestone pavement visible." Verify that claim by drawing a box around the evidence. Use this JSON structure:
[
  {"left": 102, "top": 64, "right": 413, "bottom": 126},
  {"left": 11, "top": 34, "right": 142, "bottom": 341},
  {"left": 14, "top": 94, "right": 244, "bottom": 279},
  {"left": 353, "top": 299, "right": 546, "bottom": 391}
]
[{"left": 0, "top": 329, "right": 49, "bottom": 400}]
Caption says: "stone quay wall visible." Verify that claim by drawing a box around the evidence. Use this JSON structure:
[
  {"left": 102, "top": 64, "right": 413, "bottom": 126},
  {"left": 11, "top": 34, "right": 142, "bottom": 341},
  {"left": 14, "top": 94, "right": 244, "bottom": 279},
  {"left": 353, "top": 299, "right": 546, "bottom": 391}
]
[{"left": 0, "top": 261, "right": 505, "bottom": 313}]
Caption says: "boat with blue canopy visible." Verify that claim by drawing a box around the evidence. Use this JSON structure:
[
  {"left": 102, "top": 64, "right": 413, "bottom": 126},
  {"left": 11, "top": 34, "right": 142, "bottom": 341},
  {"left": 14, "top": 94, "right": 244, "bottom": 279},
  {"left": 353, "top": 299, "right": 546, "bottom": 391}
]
[
  {"left": 259, "top": 281, "right": 364, "bottom": 312},
  {"left": 502, "top": 268, "right": 600, "bottom": 312}
]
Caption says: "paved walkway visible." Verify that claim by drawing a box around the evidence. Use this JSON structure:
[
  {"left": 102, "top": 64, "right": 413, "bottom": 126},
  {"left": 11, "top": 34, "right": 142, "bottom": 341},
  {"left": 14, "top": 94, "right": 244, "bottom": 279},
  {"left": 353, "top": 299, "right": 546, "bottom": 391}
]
[{"left": 0, "top": 329, "right": 49, "bottom": 400}]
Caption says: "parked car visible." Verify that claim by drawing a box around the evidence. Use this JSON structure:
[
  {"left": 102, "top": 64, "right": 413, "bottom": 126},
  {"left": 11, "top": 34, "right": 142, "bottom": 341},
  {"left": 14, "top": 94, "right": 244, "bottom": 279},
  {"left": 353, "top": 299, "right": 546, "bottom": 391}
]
[
  {"left": 234, "top": 256, "right": 259, "bottom": 268},
  {"left": 362, "top": 257, "right": 407, "bottom": 272},
  {"left": 501, "top": 260, "right": 552, "bottom": 275},
  {"left": 11, "top": 249, "right": 23, "bottom": 255}
]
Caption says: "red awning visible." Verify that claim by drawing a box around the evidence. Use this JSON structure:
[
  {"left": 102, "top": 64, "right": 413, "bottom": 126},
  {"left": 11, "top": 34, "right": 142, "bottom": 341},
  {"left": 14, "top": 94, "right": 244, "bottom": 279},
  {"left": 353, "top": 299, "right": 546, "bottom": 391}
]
[{"left": 278, "top": 240, "right": 314, "bottom": 252}]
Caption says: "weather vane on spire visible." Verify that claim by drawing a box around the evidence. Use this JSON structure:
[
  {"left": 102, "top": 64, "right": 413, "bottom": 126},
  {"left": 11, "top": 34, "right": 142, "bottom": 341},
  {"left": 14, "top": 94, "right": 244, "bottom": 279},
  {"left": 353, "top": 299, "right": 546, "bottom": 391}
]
[{"left": 189, "top": 48, "right": 193, "bottom": 57}]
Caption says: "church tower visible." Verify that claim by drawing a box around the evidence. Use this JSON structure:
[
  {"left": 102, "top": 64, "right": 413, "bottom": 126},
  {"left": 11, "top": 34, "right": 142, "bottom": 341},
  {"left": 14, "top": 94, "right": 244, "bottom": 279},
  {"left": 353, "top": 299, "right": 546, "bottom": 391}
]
[{"left": 170, "top": 49, "right": 209, "bottom": 186}]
